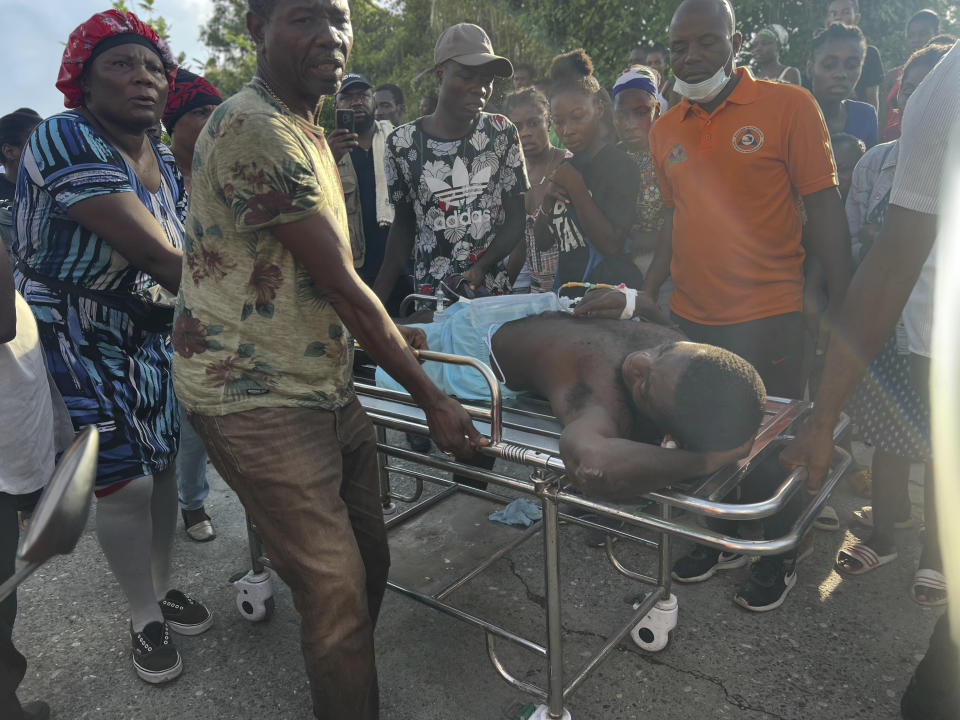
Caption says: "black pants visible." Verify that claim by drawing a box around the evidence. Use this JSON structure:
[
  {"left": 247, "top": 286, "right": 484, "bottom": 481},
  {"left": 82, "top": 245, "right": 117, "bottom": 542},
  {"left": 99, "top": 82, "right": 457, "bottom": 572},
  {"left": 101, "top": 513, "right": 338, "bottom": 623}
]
[
  {"left": 1, "top": 489, "right": 42, "bottom": 720},
  {"left": 672, "top": 311, "right": 806, "bottom": 399},
  {"left": 672, "top": 312, "right": 806, "bottom": 562}
]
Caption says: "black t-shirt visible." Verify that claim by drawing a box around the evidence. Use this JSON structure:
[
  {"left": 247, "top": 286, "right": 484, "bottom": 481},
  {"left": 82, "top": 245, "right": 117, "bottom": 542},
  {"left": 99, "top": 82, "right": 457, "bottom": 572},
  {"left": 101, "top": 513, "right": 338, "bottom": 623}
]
[
  {"left": 547, "top": 143, "right": 641, "bottom": 288},
  {"left": 0, "top": 173, "right": 15, "bottom": 202},
  {"left": 855, "top": 45, "right": 884, "bottom": 100},
  {"left": 349, "top": 146, "right": 390, "bottom": 283}
]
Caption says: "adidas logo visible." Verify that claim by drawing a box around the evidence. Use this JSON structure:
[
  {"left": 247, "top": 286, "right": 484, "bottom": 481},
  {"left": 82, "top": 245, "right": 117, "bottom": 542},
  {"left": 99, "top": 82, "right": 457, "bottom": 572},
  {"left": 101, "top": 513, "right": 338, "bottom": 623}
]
[
  {"left": 432, "top": 208, "right": 492, "bottom": 231},
  {"left": 425, "top": 157, "right": 492, "bottom": 210}
]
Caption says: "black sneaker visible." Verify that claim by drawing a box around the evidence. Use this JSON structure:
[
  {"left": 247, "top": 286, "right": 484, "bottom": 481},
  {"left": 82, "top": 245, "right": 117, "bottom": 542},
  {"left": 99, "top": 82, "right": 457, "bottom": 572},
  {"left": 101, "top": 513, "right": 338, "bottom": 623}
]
[
  {"left": 671, "top": 544, "right": 747, "bottom": 583},
  {"left": 159, "top": 590, "right": 213, "bottom": 636},
  {"left": 131, "top": 621, "right": 182, "bottom": 684},
  {"left": 733, "top": 557, "right": 797, "bottom": 612}
]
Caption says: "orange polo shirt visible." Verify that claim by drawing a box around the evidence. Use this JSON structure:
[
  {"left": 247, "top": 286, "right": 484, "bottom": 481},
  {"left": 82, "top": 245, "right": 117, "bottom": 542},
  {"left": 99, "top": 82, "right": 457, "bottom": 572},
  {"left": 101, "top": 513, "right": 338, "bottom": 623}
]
[{"left": 649, "top": 67, "right": 837, "bottom": 325}]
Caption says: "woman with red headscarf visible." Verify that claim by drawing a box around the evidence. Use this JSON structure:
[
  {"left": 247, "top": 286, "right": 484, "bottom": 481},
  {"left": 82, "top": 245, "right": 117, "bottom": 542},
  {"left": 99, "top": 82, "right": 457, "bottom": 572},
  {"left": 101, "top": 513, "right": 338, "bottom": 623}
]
[{"left": 12, "top": 10, "right": 210, "bottom": 685}]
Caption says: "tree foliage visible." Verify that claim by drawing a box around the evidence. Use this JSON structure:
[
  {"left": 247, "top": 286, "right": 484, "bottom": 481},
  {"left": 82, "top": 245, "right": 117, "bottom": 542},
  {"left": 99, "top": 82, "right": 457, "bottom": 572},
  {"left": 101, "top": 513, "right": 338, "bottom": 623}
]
[
  {"left": 111, "top": 0, "right": 187, "bottom": 64},
  {"left": 198, "top": 0, "right": 959, "bottom": 116}
]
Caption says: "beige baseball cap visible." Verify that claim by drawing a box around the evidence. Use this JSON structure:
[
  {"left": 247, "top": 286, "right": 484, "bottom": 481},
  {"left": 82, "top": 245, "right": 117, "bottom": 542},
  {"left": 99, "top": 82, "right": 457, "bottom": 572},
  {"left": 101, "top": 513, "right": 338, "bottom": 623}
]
[{"left": 434, "top": 23, "right": 513, "bottom": 77}]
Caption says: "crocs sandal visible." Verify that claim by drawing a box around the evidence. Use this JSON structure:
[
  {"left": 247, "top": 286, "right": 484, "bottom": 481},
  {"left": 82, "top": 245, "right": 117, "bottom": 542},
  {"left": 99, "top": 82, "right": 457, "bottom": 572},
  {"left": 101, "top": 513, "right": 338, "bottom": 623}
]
[
  {"left": 836, "top": 543, "right": 898, "bottom": 575},
  {"left": 912, "top": 569, "right": 948, "bottom": 607},
  {"left": 813, "top": 505, "right": 840, "bottom": 531},
  {"left": 852, "top": 506, "right": 916, "bottom": 530}
]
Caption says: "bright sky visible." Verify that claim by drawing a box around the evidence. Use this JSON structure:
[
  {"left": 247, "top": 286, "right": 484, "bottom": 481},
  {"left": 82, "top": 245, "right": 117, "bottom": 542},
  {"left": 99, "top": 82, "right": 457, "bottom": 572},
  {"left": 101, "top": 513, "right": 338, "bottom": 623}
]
[{"left": 5, "top": 0, "right": 215, "bottom": 118}]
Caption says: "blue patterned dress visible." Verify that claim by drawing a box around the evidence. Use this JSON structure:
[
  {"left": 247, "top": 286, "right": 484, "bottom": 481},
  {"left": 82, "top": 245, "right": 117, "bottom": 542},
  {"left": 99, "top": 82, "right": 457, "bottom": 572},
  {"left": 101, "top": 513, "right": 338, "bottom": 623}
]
[{"left": 13, "top": 111, "right": 184, "bottom": 491}]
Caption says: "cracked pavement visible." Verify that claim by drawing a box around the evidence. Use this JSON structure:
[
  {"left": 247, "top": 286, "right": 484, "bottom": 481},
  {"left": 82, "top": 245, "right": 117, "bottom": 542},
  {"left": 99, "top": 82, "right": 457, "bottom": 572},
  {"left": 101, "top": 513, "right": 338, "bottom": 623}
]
[{"left": 14, "top": 432, "right": 936, "bottom": 719}]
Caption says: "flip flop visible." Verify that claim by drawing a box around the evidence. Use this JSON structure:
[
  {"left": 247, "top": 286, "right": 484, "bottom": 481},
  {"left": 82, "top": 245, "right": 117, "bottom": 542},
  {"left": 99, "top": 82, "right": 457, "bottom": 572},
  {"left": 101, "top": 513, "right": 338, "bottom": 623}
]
[
  {"left": 852, "top": 506, "right": 916, "bottom": 530},
  {"left": 836, "top": 543, "right": 898, "bottom": 575},
  {"left": 813, "top": 505, "right": 840, "bottom": 531},
  {"left": 912, "top": 569, "right": 948, "bottom": 607}
]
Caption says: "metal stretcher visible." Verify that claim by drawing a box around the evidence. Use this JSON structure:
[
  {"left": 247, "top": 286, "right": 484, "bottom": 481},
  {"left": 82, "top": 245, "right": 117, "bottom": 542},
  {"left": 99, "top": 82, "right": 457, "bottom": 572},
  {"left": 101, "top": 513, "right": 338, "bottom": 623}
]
[{"left": 233, "top": 346, "right": 850, "bottom": 720}]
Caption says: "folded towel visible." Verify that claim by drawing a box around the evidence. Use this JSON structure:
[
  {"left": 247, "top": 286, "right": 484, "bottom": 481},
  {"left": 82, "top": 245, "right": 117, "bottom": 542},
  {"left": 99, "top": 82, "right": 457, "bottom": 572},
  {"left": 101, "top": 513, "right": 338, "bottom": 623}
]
[{"left": 489, "top": 497, "right": 543, "bottom": 527}]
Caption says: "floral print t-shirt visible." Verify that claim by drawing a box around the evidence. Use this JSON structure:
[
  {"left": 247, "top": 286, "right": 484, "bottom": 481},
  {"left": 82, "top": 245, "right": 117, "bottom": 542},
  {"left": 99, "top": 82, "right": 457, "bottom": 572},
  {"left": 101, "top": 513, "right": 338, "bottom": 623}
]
[
  {"left": 173, "top": 83, "right": 354, "bottom": 416},
  {"left": 384, "top": 113, "right": 529, "bottom": 295}
]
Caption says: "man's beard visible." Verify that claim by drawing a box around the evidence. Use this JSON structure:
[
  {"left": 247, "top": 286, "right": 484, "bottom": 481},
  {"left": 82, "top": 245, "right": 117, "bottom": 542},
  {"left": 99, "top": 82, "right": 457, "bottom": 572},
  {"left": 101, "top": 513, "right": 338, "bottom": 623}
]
[{"left": 354, "top": 112, "right": 375, "bottom": 133}]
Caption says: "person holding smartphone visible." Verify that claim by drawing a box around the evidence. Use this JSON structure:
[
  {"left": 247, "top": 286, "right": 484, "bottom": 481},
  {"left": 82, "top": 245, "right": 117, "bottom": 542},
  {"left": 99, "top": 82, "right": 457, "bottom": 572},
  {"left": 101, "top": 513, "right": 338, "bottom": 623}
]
[{"left": 330, "top": 73, "right": 409, "bottom": 314}]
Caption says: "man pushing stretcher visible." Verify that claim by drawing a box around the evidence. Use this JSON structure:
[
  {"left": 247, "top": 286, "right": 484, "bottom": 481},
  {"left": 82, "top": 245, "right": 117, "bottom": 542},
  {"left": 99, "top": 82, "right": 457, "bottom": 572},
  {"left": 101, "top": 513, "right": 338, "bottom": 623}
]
[{"left": 379, "top": 288, "right": 766, "bottom": 502}]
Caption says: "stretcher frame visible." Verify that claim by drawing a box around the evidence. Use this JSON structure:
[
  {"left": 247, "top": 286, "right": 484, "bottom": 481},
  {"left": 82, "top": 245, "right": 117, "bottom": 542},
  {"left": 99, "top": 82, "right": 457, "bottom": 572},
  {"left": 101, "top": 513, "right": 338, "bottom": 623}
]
[{"left": 237, "top": 344, "right": 850, "bottom": 720}]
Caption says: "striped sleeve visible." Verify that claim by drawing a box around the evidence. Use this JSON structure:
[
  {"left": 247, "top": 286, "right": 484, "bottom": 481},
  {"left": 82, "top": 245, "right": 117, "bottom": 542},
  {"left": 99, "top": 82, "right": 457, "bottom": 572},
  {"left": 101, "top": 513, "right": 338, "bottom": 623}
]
[{"left": 24, "top": 114, "right": 133, "bottom": 209}]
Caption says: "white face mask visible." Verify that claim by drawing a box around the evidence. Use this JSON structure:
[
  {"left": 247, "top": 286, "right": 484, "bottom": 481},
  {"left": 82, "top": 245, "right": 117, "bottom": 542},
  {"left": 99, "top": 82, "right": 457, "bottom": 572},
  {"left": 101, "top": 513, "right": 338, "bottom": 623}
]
[{"left": 673, "top": 52, "right": 734, "bottom": 102}]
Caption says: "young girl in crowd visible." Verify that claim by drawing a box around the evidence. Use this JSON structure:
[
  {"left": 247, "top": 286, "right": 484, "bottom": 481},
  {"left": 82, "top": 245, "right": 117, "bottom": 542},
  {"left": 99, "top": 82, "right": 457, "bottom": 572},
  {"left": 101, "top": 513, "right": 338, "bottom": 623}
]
[
  {"left": 503, "top": 89, "right": 567, "bottom": 294},
  {"left": 534, "top": 49, "right": 642, "bottom": 293},
  {"left": 808, "top": 23, "right": 878, "bottom": 149},
  {"left": 751, "top": 25, "right": 801, "bottom": 85},
  {"left": 836, "top": 42, "right": 952, "bottom": 608},
  {"left": 610, "top": 65, "right": 666, "bottom": 279}
]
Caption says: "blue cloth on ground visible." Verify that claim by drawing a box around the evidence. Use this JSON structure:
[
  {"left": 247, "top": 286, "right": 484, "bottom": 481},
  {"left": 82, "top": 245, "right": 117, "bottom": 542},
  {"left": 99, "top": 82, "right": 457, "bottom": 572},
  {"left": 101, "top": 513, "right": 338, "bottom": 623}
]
[
  {"left": 489, "top": 497, "right": 543, "bottom": 527},
  {"left": 375, "top": 293, "right": 564, "bottom": 402}
]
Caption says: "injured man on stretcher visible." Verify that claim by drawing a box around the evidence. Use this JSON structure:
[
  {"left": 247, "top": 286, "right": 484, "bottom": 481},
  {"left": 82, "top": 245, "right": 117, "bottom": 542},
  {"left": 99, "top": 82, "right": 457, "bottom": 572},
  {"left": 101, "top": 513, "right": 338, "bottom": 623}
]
[{"left": 376, "top": 289, "right": 766, "bottom": 502}]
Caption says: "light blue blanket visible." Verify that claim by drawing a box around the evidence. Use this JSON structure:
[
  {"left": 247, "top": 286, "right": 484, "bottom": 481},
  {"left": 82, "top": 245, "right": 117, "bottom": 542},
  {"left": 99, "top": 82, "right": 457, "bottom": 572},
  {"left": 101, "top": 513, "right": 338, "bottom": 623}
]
[{"left": 375, "top": 293, "right": 565, "bottom": 402}]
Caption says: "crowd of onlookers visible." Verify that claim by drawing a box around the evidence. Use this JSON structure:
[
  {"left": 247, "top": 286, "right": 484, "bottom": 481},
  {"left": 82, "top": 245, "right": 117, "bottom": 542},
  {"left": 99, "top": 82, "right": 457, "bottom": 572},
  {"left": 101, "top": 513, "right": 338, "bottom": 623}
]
[{"left": 0, "top": 0, "right": 957, "bottom": 718}]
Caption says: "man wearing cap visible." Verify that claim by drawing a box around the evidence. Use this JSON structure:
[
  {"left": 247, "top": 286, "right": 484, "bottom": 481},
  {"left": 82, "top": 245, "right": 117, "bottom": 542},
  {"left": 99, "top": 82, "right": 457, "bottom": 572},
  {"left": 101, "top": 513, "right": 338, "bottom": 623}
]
[
  {"left": 373, "top": 22, "right": 529, "bottom": 302},
  {"left": 174, "top": 1, "right": 486, "bottom": 717},
  {"left": 329, "top": 73, "right": 409, "bottom": 313}
]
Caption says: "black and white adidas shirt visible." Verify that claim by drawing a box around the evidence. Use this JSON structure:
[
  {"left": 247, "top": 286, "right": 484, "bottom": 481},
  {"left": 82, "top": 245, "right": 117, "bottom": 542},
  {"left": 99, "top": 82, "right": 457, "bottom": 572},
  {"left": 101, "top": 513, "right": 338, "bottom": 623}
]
[{"left": 385, "top": 113, "right": 529, "bottom": 295}]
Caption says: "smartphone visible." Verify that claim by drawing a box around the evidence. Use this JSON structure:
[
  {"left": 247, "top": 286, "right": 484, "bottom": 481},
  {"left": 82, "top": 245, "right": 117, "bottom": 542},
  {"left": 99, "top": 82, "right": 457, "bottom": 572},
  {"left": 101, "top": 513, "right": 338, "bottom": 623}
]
[{"left": 335, "top": 109, "right": 356, "bottom": 133}]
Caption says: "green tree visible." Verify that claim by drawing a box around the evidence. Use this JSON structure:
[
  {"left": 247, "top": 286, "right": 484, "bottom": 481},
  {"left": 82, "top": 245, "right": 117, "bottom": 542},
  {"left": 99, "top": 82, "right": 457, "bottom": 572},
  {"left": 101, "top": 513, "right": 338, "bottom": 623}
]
[{"left": 111, "top": 0, "right": 187, "bottom": 65}]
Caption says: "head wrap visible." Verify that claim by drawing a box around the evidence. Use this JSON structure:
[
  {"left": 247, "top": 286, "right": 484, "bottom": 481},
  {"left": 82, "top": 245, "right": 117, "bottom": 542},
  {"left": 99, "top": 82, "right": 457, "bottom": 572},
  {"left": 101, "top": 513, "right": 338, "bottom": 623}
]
[
  {"left": 756, "top": 24, "right": 789, "bottom": 52},
  {"left": 163, "top": 69, "right": 222, "bottom": 132},
  {"left": 612, "top": 65, "right": 660, "bottom": 100},
  {"left": 56, "top": 9, "right": 178, "bottom": 109}
]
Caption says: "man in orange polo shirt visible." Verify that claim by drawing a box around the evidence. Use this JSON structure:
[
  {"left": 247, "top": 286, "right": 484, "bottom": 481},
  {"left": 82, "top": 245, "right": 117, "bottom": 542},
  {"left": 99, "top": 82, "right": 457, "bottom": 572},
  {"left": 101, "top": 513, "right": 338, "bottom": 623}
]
[{"left": 643, "top": 0, "right": 851, "bottom": 612}]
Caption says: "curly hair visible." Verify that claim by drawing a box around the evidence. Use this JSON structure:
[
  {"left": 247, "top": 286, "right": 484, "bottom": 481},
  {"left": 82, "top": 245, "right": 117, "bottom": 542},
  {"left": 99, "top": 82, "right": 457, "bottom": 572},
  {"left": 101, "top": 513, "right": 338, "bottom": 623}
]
[
  {"left": 811, "top": 23, "right": 866, "bottom": 59},
  {"left": 504, "top": 87, "right": 550, "bottom": 117},
  {"left": 663, "top": 346, "right": 766, "bottom": 452}
]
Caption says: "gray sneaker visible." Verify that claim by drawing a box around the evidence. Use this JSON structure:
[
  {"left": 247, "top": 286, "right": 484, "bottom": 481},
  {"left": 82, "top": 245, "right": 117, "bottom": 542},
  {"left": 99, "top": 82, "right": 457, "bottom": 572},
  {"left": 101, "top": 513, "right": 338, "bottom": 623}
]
[{"left": 131, "top": 621, "right": 182, "bottom": 684}]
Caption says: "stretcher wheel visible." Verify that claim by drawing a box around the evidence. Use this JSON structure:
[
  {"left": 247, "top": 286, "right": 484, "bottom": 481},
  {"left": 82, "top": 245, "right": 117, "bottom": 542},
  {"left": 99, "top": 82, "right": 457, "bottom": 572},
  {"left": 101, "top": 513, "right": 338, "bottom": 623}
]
[
  {"left": 530, "top": 706, "right": 572, "bottom": 720},
  {"left": 234, "top": 570, "right": 275, "bottom": 622},
  {"left": 630, "top": 593, "right": 678, "bottom": 652}
]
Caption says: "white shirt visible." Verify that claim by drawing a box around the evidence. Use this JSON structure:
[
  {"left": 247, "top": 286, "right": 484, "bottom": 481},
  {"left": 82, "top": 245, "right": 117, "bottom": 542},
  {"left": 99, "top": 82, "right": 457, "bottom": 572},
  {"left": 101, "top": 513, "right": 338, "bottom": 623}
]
[
  {"left": 0, "top": 293, "right": 63, "bottom": 494},
  {"left": 890, "top": 42, "right": 960, "bottom": 357}
]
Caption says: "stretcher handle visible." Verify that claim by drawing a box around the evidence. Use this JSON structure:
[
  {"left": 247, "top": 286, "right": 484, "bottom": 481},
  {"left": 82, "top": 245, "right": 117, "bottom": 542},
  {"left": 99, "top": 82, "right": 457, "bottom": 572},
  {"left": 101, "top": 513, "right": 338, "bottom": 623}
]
[
  {"left": 415, "top": 349, "right": 503, "bottom": 445},
  {"left": 398, "top": 293, "right": 443, "bottom": 317}
]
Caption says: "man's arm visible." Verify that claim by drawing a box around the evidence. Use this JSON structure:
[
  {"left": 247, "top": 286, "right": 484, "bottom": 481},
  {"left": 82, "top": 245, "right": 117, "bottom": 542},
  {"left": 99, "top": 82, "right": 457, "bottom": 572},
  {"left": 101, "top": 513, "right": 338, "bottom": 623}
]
[
  {"left": 0, "top": 241, "right": 16, "bottom": 343},
  {"left": 463, "top": 194, "right": 525, "bottom": 287},
  {"left": 372, "top": 199, "right": 415, "bottom": 302},
  {"left": 801, "top": 186, "right": 851, "bottom": 319},
  {"left": 641, "top": 208, "right": 674, "bottom": 299},
  {"left": 781, "top": 204, "right": 936, "bottom": 485},
  {"left": 273, "top": 207, "right": 486, "bottom": 457},
  {"left": 559, "top": 408, "right": 750, "bottom": 503}
]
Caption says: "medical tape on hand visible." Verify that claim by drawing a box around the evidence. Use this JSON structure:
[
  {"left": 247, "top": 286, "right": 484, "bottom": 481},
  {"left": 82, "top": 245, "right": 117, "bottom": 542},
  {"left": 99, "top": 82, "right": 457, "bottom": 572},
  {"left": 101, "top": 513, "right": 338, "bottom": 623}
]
[{"left": 617, "top": 287, "right": 637, "bottom": 320}]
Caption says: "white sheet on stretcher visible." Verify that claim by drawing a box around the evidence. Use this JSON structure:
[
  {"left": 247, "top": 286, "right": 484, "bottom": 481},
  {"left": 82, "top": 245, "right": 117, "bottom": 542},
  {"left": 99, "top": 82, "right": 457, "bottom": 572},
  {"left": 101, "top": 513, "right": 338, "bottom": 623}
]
[{"left": 375, "top": 293, "right": 565, "bottom": 402}]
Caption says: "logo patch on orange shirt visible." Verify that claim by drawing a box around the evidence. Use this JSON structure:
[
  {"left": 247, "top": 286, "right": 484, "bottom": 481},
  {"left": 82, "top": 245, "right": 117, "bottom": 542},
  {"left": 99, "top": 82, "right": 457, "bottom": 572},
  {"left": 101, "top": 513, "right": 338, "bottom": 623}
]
[
  {"left": 732, "top": 126, "right": 764, "bottom": 153},
  {"left": 667, "top": 143, "right": 688, "bottom": 167}
]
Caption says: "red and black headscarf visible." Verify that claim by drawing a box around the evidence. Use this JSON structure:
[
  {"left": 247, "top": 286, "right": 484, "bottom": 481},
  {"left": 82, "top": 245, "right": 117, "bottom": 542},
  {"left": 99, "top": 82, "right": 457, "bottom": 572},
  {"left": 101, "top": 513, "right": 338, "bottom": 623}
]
[
  {"left": 56, "top": 9, "right": 179, "bottom": 109},
  {"left": 163, "top": 69, "right": 223, "bottom": 132}
]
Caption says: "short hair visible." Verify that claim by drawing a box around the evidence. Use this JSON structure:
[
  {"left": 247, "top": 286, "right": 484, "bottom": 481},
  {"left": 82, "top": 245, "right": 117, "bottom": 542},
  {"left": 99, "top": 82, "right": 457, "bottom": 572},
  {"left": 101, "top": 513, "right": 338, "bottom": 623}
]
[
  {"left": 672, "top": 0, "right": 736, "bottom": 36},
  {"left": 248, "top": 0, "right": 275, "bottom": 17},
  {"left": 646, "top": 42, "right": 668, "bottom": 57},
  {"left": 504, "top": 87, "right": 550, "bottom": 117},
  {"left": 548, "top": 48, "right": 601, "bottom": 98},
  {"left": 665, "top": 347, "right": 766, "bottom": 452},
  {"left": 375, "top": 83, "right": 405, "bottom": 106},
  {"left": 0, "top": 108, "right": 42, "bottom": 148},
  {"left": 908, "top": 9, "right": 940, "bottom": 32},
  {"left": 830, "top": 132, "right": 866, "bottom": 156},
  {"left": 928, "top": 33, "right": 957, "bottom": 45},
  {"left": 903, "top": 41, "right": 953, "bottom": 78},
  {"left": 811, "top": 22, "right": 866, "bottom": 59}
]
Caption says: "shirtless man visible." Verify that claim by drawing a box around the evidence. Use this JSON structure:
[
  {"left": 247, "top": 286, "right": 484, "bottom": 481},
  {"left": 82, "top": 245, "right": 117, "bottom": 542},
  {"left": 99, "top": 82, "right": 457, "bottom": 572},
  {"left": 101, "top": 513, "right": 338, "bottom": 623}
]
[{"left": 490, "top": 298, "right": 764, "bottom": 501}]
